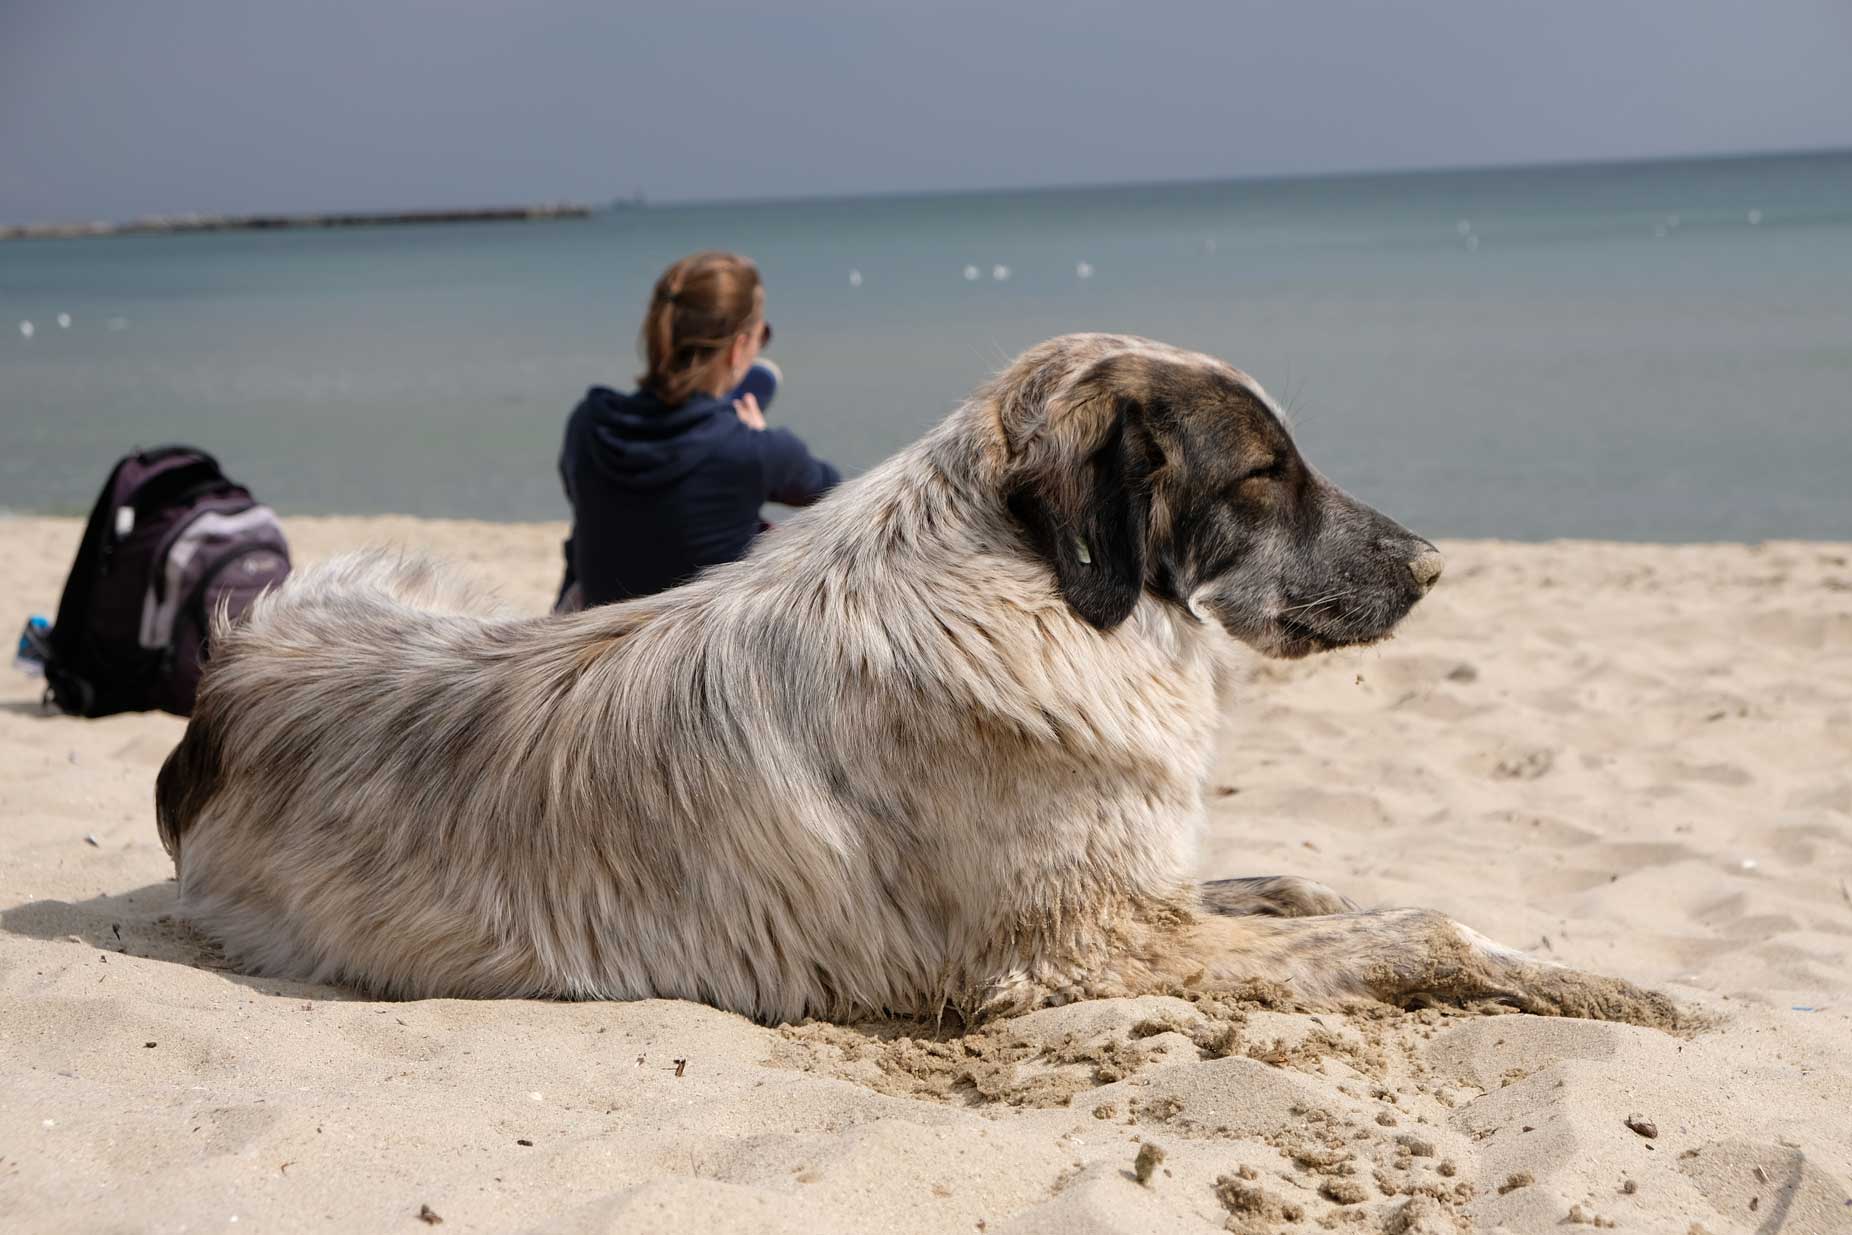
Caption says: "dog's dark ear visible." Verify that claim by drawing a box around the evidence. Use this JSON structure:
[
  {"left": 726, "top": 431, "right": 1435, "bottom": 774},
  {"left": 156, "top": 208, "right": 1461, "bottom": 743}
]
[{"left": 1008, "top": 400, "right": 1155, "bottom": 630}]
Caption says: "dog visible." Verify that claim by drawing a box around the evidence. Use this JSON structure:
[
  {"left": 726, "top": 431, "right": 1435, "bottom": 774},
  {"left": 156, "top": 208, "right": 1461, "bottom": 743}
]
[{"left": 156, "top": 333, "right": 1672, "bottom": 1026}]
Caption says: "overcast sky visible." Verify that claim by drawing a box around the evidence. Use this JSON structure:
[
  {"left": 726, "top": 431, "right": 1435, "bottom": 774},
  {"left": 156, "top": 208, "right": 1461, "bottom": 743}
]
[{"left": 3, "top": 0, "right": 1849, "bottom": 222}]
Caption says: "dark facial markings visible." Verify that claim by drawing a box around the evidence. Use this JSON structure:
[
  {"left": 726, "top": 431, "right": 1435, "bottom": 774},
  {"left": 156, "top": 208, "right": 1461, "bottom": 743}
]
[
  {"left": 1143, "top": 385, "right": 1298, "bottom": 605},
  {"left": 1140, "top": 371, "right": 1420, "bottom": 655},
  {"left": 1016, "top": 348, "right": 1433, "bottom": 654}
]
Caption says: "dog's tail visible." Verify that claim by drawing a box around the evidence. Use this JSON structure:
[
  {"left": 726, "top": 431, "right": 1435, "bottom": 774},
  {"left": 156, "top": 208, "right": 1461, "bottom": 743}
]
[
  {"left": 159, "top": 550, "right": 509, "bottom": 862},
  {"left": 155, "top": 708, "right": 223, "bottom": 863}
]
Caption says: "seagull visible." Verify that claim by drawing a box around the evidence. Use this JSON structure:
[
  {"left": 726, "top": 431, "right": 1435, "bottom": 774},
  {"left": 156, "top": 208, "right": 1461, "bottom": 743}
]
[
  {"left": 848, "top": 268, "right": 862, "bottom": 288},
  {"left": 963, "top": 265, "right": 980, "bottom": 281},
  {"left": 18, "top": 320, "right": 32, "bottom": 339},
  {"left": 991, "top": 264, "right": 1010, "bottom": 281},
  {"left": 1075, "top": 261, "right": 1093, "bottom": 279},
  {"left": 57, "top": 313, "right": 72, "bottom": 329}
]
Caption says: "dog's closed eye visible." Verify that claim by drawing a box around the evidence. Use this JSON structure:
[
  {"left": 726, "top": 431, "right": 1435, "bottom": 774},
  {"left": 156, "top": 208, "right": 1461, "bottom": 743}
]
[{"left": 1235, "top": 457, "right": 1288, "bottom": 486}]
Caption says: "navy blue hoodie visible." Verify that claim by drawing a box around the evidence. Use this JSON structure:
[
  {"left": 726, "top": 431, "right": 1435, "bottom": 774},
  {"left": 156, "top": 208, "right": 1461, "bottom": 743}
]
[{"left": 559, "top": 386, "right": 841, "bottom": 607}]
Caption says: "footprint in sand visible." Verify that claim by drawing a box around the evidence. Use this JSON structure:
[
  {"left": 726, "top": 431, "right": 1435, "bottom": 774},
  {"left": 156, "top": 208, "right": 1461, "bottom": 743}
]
[
  {"left": 1659, "top": 759, "right": 1754, "bottom": 788},
  {"left": 1745, "top": 610, "right": 1852, "bottom": 652},
  {"left": 1786, "top": 782, "right": 1852, "bottom": 814},
  {"left": 1489, "top": 749, "right": 1555, "bottom": 781},
  {"left": 1499, "top": 812, "right": 1602, "bottom": 846},
  {"left": 1678, "top": 1140, "right": 1852, "bottom": 1233},
  {"left": 185, "top": 1103, "right": 283, "bottom": 1160}
]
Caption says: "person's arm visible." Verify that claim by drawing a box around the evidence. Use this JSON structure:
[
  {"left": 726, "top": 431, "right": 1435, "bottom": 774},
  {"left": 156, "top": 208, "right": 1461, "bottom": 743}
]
[
  {"left": 559, "top": 404, "right": 582, "bottom": 508},
  {"left": 557, "top": 403, "right": 582, "bottom": 598},
  {"left": 757, "top": 427, "right": 842, "bottom": 507}
]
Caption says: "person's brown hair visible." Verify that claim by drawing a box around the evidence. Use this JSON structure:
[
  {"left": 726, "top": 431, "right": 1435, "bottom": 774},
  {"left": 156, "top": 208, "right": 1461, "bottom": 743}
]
[{"left": 638, "top": 251, "right": 764, "bottom": 407}]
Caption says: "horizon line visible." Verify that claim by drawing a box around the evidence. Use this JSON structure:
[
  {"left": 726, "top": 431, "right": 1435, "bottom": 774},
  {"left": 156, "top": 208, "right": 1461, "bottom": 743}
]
[
  {"left": 7, "top": 141, "right": 1848, "bottom": 232},
  {"left": 655, "top": 142, "right": 1852, "bottom": 212}
]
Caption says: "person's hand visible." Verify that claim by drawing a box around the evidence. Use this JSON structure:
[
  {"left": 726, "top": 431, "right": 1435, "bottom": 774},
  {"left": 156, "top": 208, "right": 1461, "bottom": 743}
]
[{"left": 733, "top": 392, "right": 766, "bottom": 431}]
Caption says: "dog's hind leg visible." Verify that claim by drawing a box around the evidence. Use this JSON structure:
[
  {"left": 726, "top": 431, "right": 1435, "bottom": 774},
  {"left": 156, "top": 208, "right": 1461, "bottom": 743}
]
[
  {"left": 1170, "top": 908, "right": 1681, "bottom": 1027},
  {"left": 1199, "top": 875, "right": 1357, "bottom": 918}
]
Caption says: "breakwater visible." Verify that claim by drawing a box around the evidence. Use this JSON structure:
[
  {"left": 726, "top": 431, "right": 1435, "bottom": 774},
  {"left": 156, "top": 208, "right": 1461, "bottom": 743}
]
[{"left": 0, "top": 203, "right": 595, "bottom": 241}]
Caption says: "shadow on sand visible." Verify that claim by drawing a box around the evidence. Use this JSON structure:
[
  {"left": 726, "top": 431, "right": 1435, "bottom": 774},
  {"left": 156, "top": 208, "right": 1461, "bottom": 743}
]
[{"left": 0, "top": 880, "right": 354, "bottom": 1002}]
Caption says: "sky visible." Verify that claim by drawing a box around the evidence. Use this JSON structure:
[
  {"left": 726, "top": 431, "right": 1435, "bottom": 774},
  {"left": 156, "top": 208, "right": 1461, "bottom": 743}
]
[{"left": 2, "top": 0, "right": 1849, "bottom": 222}]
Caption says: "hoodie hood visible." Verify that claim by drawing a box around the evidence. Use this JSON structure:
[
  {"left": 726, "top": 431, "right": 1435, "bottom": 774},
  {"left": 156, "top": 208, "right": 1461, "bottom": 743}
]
[{"left": 569, "top": 385, "right": 735, "bottom": 491}]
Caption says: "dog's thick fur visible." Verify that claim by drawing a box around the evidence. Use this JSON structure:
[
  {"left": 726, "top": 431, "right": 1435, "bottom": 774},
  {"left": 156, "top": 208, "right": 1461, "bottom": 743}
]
[{"left": 156, "top": 334, "right": 1673, "bottom": 1026}]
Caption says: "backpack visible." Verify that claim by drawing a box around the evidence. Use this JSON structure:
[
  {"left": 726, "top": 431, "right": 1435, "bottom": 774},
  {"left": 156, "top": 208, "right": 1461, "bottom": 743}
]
[{"left": 43, "top": 445, "right": 291, "bottom": 718}]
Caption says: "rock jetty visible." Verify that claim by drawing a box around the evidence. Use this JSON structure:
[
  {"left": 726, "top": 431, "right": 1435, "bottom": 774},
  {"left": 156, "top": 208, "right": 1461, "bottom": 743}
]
[{"left": 0, "top": 203, "right": 594, "bottom": 241}]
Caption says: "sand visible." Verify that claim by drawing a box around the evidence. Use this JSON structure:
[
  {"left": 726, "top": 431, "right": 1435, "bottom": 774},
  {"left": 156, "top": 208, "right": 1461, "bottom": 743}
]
[{"left": 2, "top": 517, "right": 1849, "bottom": 1234}]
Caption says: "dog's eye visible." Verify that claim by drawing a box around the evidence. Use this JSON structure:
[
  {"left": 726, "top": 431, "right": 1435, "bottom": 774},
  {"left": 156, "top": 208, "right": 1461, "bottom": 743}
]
[{"left": 1237, "top": 458, "right": 1287, "bottom": 485}]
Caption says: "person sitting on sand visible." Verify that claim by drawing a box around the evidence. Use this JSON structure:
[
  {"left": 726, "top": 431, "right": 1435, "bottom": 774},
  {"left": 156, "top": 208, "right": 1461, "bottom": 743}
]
[{"left": 556, "top": 251, "right": 841, "bottom": 611}]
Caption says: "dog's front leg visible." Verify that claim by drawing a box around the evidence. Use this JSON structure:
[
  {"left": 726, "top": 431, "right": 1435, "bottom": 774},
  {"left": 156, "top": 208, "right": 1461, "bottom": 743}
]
[
  {"left": 1198, "top": 875, "right": 1357, "bottom": 918},
  {"left": 1170, "top": 908, "right": 1681, "bottom": 1026}
]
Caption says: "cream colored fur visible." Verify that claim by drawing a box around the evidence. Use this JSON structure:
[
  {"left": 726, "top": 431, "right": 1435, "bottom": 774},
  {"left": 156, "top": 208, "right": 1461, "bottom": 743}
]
[{"left": 156, "top": 334, "right": 1674, "bottom": 1027}]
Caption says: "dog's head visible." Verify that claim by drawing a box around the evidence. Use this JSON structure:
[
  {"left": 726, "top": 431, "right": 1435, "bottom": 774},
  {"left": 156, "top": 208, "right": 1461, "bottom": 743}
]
[{"left": 993, "top": 334, "right": 1442, "bottom": 658}]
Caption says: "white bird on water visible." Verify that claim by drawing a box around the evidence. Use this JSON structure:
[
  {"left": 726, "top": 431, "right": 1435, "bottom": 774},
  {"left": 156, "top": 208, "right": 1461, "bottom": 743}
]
[
  {"left": 18, "top": 320, "right": 33, "bottom": 339},
  {"left": 848, "top": 268, "right": 862, "bottom": 288},
  {"left": 963, "top": 264, "right": 980, "bottom": 281},
  {"left": 1075, "top": 261, "right": 1093, "bottom": 279},
  {"left": 57, "top": 313, "right": 72, "bottom": 329},
  {"left": 1747, "top": 209, "right": 1763, "bottom": 226},
  {"left": 991, "top": 264, "right": 1010, "bottom": 281}
]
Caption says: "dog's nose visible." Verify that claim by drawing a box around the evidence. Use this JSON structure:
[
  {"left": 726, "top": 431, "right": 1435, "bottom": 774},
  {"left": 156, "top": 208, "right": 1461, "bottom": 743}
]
[{"left": 1408, "top": 549, "right": 1445, "bottom": 591}]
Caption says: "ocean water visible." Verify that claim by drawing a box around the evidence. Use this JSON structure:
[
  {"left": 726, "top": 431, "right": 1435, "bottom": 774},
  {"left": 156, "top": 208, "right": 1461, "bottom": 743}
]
[{"left": 3, "top": 151, "right": 1849, "bottom": 540}]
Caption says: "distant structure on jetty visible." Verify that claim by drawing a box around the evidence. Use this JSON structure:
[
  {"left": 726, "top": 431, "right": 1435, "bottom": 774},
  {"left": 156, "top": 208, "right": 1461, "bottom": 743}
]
[{"left": 0, "top": 202, "right": 596, "bottom": 241}]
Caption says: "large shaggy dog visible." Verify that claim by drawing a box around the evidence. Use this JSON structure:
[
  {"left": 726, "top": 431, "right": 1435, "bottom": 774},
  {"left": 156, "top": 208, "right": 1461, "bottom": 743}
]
[{"left": 157, "top": 334, "right": 1670, "bottom": 1025}]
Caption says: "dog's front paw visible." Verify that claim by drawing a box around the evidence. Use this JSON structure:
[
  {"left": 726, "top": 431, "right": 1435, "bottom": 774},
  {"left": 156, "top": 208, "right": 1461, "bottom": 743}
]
[
  {"left": 1393, "top": 921, "right": 1685, "bottom": 1028},
  {"left": 1473, "top": 963, "right": 1686, "bottom": 1028}
]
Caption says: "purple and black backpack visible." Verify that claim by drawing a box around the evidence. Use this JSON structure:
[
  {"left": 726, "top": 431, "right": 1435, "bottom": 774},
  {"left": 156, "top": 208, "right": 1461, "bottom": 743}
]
[{"left": 43, "top": 446, "right": 290, "bottom": 718}]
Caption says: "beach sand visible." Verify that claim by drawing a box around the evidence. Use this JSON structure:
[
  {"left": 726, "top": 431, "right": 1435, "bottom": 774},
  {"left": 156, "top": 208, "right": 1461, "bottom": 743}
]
[{"left": 3, "top": 517, "right": 1849, "bottom": 1234}]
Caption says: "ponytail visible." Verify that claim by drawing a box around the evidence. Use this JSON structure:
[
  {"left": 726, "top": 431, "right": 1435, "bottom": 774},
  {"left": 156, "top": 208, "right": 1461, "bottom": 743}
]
[{"left": 638, "top": 252, "right": 764, "bottom": 407}]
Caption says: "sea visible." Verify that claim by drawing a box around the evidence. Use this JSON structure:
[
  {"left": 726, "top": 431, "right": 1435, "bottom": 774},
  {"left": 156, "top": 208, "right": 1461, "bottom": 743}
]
[{"left": 3, "top": 150, "right": 1849, "bottom": 541}]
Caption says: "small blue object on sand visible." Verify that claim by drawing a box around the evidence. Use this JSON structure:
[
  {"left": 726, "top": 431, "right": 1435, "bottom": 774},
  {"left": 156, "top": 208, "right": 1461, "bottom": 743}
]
[{"left": 14, "top": 616, "right": 51, "bottom": 677}]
